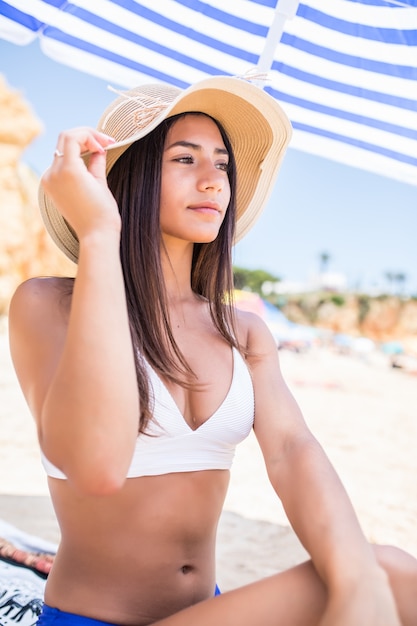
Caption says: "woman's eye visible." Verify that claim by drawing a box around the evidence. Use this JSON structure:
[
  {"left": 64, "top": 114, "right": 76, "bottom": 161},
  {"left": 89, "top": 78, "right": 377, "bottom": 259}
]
[
  {"left": 172, "top": 156, "right": 228, "bottom": 171},
  {"left": 175, "top": 156, "right": 193, "bottom": 164}
]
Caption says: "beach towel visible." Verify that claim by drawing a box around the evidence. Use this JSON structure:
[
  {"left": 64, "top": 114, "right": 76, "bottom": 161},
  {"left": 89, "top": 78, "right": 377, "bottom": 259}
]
[{"left": 0, "top": 520, "right": 57, "bottom": 626}]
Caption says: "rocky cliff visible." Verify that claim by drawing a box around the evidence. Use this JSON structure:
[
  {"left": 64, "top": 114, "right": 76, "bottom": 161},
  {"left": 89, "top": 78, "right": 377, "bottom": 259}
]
[
  {"left": 0, "top": 75, "right": 74, "bottom": 315},
  {"left": 282, "top": 293, "right": 417, "bottom": 353}
]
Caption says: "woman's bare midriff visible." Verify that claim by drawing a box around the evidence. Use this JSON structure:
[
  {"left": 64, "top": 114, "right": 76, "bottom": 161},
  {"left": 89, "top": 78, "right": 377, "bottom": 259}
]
[{"left": 44, "top": 470, "right": 229, "bottom": 625}]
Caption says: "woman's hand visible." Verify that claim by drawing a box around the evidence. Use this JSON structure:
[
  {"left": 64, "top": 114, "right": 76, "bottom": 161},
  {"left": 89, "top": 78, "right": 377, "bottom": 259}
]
[
  {"left": 41, "top": 127, "right": 120, "bottom": 242},
  {"left": 320, "top": 570, "right": 401, "bottom": 626}
]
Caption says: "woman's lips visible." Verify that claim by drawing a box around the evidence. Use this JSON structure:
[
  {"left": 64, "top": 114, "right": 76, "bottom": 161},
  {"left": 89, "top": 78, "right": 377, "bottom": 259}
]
[{"left": 188, "top": 201, "right": 221, "bottom": 214}]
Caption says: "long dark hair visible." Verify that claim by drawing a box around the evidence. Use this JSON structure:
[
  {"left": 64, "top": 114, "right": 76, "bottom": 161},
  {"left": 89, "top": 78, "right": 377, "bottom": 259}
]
[{"left": 107, "top": 112, "right": 239, "bottom": 433}]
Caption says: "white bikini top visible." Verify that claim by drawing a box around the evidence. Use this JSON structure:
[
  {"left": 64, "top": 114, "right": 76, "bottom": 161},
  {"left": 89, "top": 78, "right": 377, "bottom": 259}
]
[{"left": 41, "top": 347, "right": 254, "bottom": 478}]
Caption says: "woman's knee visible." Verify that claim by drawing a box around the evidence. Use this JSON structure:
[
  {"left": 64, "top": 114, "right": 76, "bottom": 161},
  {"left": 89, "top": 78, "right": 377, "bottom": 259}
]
[
  {"left": 374, "top": 543, "right": 417, "bottom": 576},
  {"left": 373, "top": 544, "right": 417, "bottom": 598},
  {"left": 373, "top": 544, "right": 417, "bottom": 625}
]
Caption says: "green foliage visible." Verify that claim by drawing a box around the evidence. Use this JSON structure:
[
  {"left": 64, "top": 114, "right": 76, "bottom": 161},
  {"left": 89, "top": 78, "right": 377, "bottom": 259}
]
[
  {"left": 357, "top": 295, "right": 371, "bottom": 324},
  {"left": 330, "top": 294, "right": 345, "bottom": 307},
  {"left": 233, "top": 266, "right": 280, "bottom": 296}
]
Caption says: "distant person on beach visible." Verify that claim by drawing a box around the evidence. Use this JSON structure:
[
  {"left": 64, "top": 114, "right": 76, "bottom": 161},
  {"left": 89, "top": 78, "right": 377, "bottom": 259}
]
[{"left": 8, "top": 76, "right": 417, "bottom": 626}]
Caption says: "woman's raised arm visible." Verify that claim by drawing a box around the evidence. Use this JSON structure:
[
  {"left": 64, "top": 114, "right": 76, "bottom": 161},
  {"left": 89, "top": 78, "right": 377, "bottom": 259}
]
[{"left": 9, "top": 128, "right": 139, "bottom": 495}]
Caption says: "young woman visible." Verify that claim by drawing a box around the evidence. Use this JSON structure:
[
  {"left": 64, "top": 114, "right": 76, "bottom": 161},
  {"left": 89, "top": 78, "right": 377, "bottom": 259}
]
[{"left": 8, "top": 76, "right": 417, "bottom": 626}]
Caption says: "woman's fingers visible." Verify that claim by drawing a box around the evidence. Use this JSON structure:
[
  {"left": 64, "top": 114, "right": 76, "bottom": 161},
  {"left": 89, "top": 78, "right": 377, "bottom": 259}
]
[
  {"left": 53, "top": 128, "right": 115, "bottom": 164},
  {"left": 50, "top": 128, "right": 116, "bottom": 184},
  {"left": 41, "top": 127, "right": 121, "bottom": 239},
  {"left": 46, "top": 127, "right": 116, "bottom": 186}
]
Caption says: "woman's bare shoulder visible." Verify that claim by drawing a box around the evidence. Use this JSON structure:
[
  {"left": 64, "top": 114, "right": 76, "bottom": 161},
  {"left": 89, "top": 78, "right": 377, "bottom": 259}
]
[
  {"left": 11, "top": 276, "right": 73, "bottom": 319},
  {"left": 233, "top": 307, "right": 277, "bottom": 354},
  {"left": 12, "top": 275, "right": 74, "bottom": 299},
  {"left": 9, "top": 276, "right": 73, "bottom": 354},
  {"left": 9, "top": 277, "right": 74, "bottom": 417}
]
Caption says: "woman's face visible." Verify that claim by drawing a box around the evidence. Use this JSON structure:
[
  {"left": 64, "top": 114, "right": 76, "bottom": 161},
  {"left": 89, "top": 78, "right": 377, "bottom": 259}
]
[{"left": 159, "top": 114, "right": 231, "bottom": 246}]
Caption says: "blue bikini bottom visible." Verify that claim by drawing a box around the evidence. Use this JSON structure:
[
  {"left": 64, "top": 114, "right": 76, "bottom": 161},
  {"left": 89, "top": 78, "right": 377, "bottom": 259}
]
[{"left": 38, "top": 587, "right": 221, "bottom": 625}]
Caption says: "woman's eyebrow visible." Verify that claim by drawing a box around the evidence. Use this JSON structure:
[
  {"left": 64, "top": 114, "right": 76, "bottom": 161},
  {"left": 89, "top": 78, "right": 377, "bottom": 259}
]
[{"left": 165, "top": 140, "right": 228, "bottom": 155}]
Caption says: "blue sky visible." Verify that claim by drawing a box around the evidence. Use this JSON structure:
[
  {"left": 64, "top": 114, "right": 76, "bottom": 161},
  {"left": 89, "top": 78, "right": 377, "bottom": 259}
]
[{"left": 2, "top": 38, "right": 417, "bottom": 295}]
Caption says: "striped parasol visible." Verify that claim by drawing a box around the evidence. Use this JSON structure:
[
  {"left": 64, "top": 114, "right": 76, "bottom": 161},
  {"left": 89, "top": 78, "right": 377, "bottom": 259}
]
[{"left": 0, "top": 0, "right": 416, "bottom": 185}]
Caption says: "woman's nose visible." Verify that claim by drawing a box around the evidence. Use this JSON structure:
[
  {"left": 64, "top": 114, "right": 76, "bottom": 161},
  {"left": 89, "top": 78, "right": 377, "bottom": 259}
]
[{"left": 198, "top": 163, "right": 224, "bottom": 191}]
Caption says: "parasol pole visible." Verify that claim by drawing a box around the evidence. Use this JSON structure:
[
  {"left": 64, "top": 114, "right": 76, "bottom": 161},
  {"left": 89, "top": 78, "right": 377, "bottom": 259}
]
[{"left": 256, "top": 0, "right": 300, "bottom": 79}]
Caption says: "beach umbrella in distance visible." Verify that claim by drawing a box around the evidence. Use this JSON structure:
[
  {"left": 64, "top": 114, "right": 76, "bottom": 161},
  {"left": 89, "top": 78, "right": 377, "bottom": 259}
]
[
  {"left": 381, "top": 340, "right": 404, "bottom": 355},
  {"left": 0, "top": 0, "right": 416, "bottom": 185},
  {"left": 234, "top": 290, "right": 316, "bottom": 350}
]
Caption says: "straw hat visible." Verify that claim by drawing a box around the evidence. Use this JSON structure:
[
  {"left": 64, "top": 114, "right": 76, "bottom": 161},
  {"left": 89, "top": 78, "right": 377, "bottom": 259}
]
[{"left": 39, "top": 75, "right": 292, "bottom": 263}]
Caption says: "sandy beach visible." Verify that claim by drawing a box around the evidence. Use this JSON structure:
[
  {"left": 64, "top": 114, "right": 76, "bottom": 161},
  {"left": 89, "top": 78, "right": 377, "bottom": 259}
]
[{"left": 1, "top": 321, "right": 416, "bottom": 591}]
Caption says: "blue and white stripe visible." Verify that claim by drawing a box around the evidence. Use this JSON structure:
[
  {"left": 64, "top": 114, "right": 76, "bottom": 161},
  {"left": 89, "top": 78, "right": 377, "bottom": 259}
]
[{"left": 0, "top": 0, "right": 416, "bottom": 185}]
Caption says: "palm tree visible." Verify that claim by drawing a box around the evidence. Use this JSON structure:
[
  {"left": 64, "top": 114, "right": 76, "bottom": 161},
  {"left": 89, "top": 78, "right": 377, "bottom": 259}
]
[
  {"left": 385, "top": 271, "right": 395, "bottom": 294},
  {"left": 395, "top": 272, "right": 407, "bottom": 295},
  {"left": 385, "top": 271, "right": 407, "bottom": 295},
  {"left": 319, "top": 251, "right": 331, "bottom": 274}
]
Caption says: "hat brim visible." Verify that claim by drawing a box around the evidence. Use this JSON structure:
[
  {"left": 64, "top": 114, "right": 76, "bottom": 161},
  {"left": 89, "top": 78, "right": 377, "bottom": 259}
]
[{"left": 39, "top": 76, "right": 292, "bottom": 264}]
